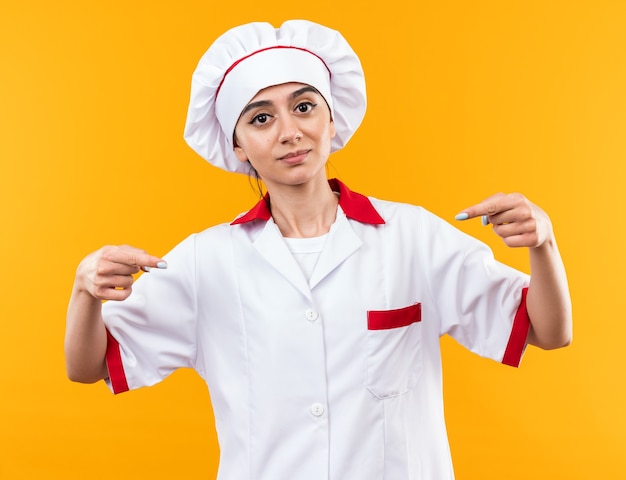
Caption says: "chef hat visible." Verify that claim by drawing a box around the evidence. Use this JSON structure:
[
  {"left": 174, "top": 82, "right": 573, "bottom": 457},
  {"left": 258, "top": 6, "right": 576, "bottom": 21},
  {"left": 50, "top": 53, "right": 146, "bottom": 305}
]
[{"left": 183, "top": 19, "right": 367, "bottom": 174}]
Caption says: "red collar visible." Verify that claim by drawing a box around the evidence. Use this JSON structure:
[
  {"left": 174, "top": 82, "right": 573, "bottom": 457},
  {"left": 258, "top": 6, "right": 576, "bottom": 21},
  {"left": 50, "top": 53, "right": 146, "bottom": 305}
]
[{"left": 230, "top": 178, "right": 385, "bottom": 225}]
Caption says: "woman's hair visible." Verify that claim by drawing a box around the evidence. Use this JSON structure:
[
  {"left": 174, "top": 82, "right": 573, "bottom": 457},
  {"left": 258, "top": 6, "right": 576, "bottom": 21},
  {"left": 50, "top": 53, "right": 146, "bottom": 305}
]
[
  {"left": 247, "top": 162, "right": 265, "bottom": 198},
  {"left": 232, "top": 132, "right": 265, "bottom": 200}
]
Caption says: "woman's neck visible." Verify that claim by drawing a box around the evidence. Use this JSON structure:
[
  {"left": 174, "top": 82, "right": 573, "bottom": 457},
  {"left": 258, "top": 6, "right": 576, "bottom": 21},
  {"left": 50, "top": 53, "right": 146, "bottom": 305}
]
[{"left": 266, "top": 177, "right": 338, "bottom": 238}]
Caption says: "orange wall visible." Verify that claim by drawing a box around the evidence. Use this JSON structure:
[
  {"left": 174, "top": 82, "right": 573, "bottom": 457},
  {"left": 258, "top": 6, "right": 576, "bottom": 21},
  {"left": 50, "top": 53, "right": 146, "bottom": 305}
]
[{"left": 1, "top": 1, "right": 625, "bottom": 478}]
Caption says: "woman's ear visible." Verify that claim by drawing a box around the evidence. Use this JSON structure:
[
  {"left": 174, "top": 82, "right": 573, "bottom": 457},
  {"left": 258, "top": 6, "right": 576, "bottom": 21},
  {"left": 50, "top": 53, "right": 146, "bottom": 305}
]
[
  {"left": 234, "top": 145, "right": 248, "bottom": 163},
  {"left": 233, "top": 133, "right": 248, "bottom": 163}
]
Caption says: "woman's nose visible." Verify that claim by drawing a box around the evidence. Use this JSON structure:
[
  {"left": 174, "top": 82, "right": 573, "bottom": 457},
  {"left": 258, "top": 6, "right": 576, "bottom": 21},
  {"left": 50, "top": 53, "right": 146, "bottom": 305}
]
[{"left": 278, "top": 117, "right": 303, "bottom": 144}]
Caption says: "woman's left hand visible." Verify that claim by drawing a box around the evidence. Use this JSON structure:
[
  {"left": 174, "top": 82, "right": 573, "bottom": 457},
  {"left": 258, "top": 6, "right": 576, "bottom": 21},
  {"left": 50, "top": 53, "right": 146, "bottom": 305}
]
[{"left": 455, "top": 193, "right": 553, "bottom": 249}]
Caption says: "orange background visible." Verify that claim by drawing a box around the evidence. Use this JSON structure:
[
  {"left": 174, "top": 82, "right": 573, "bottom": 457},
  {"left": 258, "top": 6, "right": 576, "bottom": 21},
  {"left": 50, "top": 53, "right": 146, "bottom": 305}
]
[{"left": 2, "top": 1, "right": 625, "bottom": 478}]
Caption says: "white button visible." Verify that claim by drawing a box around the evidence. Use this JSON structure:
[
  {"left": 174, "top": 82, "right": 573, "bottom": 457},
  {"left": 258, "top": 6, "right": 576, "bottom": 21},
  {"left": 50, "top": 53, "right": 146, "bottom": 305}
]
[
  {"left": 305, "top": 309, "right": 319, "bottom": 322},
  {"left": 310, "top": 403, "right": 325, "bottom": 417}
]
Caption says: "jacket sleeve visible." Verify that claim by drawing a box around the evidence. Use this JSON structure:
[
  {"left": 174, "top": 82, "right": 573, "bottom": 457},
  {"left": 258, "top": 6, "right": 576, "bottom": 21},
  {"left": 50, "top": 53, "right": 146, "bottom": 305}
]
[
  {"left": 420, "top": 210, "right": 531, "bottom": 367},
  {"left": 102, "top": 235, "right": 199, "bottom": 393}
]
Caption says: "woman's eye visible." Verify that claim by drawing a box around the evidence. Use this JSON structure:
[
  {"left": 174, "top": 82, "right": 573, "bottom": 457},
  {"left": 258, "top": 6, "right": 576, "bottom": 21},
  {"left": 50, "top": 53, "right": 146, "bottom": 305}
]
[
  {"left": 250, "top": 113, "right": 270, "bottom": 125},
  {"left": 296, "top": 102, "right": 316, "bottom": 113}
]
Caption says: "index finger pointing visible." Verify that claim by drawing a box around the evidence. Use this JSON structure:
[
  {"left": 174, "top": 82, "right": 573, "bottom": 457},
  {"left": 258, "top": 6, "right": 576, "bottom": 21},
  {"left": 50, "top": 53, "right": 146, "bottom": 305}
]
[
  {"left": 454, "top": 210, "right": 490, "bottom": 226},
  {"left": 454, "top": 194, "right": 509, "bottom": 222},
  {"left": 140, "top": 259, "right": 168, "bottom": 272},
  {"left": 114, "top": 245, "right": 168, "bottom": 270}
]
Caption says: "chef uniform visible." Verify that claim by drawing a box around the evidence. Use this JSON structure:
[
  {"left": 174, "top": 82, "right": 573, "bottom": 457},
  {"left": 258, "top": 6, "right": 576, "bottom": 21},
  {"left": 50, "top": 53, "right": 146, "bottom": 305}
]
[{"left": 103, "top": 20, "right": 531, "bottom": 480}]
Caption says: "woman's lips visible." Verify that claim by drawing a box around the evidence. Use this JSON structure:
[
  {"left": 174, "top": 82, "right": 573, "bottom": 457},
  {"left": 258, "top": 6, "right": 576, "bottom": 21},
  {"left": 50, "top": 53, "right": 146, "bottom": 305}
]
[{"left": 279, "top": 149, "right": 310, "bottom": 164}]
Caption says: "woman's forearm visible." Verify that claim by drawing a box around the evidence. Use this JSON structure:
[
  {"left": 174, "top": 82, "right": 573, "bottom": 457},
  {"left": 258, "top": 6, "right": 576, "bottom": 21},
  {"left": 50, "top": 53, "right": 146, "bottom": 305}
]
[
  {"left": 526, "top": 236, "right": 573, "bottom": 349},
  {"left": 64, "top": 281, "right": 108, "bottom": 383}
]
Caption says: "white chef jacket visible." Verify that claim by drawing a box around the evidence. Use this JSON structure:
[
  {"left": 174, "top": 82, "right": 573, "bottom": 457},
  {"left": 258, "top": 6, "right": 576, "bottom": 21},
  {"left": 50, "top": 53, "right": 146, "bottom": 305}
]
[{"left": 103, "top": 178, "right": 530, "bottom": 480}]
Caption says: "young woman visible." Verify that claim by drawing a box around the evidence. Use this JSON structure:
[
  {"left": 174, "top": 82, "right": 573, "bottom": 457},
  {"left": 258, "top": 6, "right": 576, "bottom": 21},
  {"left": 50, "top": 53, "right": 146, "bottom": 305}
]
[{"left": 65, "top": 19, "right": 571, "bottom": 479}]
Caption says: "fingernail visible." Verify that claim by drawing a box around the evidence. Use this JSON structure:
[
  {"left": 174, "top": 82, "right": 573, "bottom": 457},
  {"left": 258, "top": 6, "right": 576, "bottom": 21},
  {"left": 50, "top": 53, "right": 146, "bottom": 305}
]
[
  {"left": 481, "top": 215, "right": 489, "bottom": 226},
  {"left": 141, "top": 266, "right": 151, "bottom": 273},
  {"left": 455, "top": 212, "right": 469, "bottom": 221},
  {"left": 156, "top": 261, "right": 168, "bottom": 269}
]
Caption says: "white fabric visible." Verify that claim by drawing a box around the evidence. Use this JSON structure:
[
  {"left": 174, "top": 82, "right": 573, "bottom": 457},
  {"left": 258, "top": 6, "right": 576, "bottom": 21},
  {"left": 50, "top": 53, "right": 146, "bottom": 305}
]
[
  {"left": 103, "top": 196, "right": 529, "bottom": 480},
  {"left": 183, "top": 20, "right": 367, "bottom": 174},
  {"left": 282, "top": 233, "right": 328, "bottom": 281}
]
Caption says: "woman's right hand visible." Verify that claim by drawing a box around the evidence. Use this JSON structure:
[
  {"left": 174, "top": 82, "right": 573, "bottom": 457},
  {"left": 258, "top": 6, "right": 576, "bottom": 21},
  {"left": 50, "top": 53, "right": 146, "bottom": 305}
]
[{"left": 75, "top": 245, "right": 167, "bottom": 301}]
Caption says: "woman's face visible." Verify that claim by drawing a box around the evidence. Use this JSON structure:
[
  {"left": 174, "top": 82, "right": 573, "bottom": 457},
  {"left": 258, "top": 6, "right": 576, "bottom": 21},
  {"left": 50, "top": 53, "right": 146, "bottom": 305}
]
[{"left": 233, "top": 82, "right": 335, "bottom": 190}]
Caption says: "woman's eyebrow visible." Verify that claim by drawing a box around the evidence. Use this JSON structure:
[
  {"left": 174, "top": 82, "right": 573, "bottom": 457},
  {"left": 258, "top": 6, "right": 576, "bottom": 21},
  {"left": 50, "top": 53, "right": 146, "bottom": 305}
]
[
  {"left": 240, "top": 99, "right": 272, "bottom": 116},
  {"left": 290, "top": 86, "right": 318, "bottom": 99}
]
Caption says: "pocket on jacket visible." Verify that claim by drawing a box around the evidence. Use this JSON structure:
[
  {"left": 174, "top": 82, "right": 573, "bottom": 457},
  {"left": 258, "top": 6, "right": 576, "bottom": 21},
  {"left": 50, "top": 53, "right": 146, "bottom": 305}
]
[{"left": 366, "top": 303, "right": 423, "bottom": 399}]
